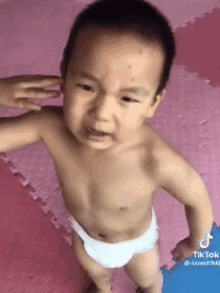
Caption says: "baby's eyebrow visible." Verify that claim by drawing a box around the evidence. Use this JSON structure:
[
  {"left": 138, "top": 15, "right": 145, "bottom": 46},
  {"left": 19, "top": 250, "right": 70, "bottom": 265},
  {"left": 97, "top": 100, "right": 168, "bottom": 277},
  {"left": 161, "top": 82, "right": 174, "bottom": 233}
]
[
  {"left": 120, "top": 86, "right": 150, "bottom": 97},
  {"left": 78, "top": 70, "right": 150, "bottom": 97}
]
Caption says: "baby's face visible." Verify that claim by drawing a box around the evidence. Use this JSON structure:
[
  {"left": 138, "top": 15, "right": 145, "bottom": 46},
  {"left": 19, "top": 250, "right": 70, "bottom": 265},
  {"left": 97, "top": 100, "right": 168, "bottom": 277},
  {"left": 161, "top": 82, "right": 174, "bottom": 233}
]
[{"left": 61, "top": 28, "right": 166, "bottom": 154}]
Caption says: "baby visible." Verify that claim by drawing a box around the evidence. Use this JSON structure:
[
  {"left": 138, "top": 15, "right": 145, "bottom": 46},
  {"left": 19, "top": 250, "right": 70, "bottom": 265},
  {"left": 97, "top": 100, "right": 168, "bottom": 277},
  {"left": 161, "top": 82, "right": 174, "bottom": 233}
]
[{"left": 0, "top": 0, "right": 214, "bottom": 293}]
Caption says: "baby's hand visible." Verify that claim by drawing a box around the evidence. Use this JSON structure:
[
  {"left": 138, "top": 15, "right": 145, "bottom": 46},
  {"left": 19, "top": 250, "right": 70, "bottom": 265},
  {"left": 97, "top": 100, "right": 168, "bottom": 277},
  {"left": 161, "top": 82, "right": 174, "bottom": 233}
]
[
  {"left": 171, "top": 236, "right": 198, "bottom": 262},
  {"left": 0, "top": 74, "right": 63, "bottom": 111}
]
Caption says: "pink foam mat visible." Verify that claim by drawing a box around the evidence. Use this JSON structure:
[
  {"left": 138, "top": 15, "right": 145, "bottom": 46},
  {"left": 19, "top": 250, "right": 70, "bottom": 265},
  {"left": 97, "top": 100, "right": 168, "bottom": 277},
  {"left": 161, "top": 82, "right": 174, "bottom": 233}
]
[{"left": 0, "top": 0, "right": 220, "bottom": 292}]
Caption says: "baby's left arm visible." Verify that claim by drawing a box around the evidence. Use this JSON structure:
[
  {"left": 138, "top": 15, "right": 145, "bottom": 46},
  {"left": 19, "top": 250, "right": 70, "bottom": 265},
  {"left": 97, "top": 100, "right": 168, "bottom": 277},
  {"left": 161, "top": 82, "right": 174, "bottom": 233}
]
[{"left": 158, "top": 150, "right": 214, "bottom": 250}]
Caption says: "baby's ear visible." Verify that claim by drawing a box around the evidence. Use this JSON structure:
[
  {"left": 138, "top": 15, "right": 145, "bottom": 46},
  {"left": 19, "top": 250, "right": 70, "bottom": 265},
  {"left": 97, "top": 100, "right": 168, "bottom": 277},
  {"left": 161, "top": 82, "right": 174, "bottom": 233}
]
[
  {"left": 60, "top": 79, "right": 64, "bottom": 93},
  {"left": 60, "top": 60, "right": 65, "bottom": 77},
  {"left": 60, "top": 60, "right": 65, "bottom": 93}
]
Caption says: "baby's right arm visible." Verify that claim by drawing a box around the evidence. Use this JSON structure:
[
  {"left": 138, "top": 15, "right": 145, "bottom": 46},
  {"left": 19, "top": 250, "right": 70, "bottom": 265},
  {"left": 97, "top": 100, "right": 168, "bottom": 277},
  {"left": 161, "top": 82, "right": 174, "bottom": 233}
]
[
  {"left": 0, "top": 110, "right": 43, "bottom": 153},
  {"left": 0, "top": 74, "right": 63, "bottom": 153}
]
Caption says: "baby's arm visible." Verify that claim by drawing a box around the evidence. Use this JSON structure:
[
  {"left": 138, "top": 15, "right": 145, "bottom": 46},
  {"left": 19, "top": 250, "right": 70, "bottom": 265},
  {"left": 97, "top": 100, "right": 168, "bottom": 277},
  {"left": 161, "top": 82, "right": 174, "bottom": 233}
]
[
  {"left": 0, "top": 74, "right": 62, "bottom": 153},
  {"left": 157, "top": 149, "right": 214, "bottom": 250},
  {"left": 0, "top": 110, "right": 43, "bottom": 153}
]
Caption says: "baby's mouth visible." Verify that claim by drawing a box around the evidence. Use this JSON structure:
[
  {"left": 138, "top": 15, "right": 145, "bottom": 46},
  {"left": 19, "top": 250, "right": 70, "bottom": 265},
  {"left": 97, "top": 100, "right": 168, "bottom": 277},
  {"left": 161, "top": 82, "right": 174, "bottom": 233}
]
[{"left": 87, "top": 127, "right": 109, "bottom": 136}]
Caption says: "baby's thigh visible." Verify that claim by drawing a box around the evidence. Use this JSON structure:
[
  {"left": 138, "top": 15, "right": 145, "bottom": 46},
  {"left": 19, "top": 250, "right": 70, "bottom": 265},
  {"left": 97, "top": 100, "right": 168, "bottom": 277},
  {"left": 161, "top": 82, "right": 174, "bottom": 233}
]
[
  {"left": 124, "top": 243, "right": 160, "bottom": 287},
  {"left": 72, "top": 231, "right": 114, "bottom": 290}
]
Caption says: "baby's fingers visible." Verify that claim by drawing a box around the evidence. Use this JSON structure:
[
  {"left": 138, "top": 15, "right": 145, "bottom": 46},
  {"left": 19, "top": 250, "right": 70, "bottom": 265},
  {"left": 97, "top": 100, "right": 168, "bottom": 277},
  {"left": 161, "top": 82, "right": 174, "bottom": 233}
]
[
  {"left": 22, "top": 88, "right": 61, "bottom": 99},
  {"left": 21, "top": 75, "right": 63, "bottom": 88},
  {"left": 16, "top": 98, "right": 42, "bottom": 111},
  {"left": 14, "top": 88, "right": 61, "bottom": 111}
]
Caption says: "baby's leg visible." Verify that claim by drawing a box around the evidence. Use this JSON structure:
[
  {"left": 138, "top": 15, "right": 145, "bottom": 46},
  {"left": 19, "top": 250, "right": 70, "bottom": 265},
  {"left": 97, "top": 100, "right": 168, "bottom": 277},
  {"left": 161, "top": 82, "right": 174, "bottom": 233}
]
[
  {"left": 124, "top": 243, "right": 163, "bottom": 293},
  {"left": 72, "top": 231, "right": 114, "bottom": 293}
]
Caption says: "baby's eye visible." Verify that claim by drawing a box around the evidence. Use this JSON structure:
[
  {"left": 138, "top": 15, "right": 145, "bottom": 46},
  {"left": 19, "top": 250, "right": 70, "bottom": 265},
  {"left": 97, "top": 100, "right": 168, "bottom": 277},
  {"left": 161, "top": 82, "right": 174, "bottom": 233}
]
[
  {"left": 122, "top": 97, "right": 140, "bottom": 103},
  {"left": 76, "top": 85, "right": 139, "bottom": 103},
  {"left": 77, "top": 84, "right": 94, "bottom": 92}
]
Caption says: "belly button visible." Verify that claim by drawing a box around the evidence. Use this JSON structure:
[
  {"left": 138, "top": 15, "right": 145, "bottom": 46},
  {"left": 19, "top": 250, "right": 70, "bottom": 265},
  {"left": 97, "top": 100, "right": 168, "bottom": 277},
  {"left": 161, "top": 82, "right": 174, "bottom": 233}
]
[
  {"left": 120, "top": 207, "right": 127, "bottom": 211},
  {"left": 98, "top": 233, "right": 106, "bottom": 238}
]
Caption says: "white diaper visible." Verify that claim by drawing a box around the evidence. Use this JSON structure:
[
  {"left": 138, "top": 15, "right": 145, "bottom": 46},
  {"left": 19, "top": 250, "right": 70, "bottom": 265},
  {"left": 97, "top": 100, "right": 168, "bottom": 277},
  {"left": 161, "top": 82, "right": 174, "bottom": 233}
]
[{"left": 69, "top": 208, "right": 159, "bottom": 269}]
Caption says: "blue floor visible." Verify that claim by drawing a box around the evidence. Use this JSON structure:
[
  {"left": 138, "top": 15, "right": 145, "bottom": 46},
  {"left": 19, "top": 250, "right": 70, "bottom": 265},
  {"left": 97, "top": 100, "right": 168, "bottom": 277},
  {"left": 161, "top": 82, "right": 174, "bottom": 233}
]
[{"left": 162, "top": 223, "right": 220, "bottom": 293}]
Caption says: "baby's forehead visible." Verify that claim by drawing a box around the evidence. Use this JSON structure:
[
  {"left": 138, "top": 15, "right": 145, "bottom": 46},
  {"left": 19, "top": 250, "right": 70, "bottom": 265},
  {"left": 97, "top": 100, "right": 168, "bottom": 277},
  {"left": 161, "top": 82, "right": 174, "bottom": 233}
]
[{"left": 76, "top": 28, "right": 162, "bottom": 55}]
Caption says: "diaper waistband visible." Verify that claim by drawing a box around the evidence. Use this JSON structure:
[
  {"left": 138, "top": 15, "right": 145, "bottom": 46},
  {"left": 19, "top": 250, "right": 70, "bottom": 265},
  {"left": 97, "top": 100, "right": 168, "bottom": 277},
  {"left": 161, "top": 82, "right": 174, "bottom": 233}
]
[{"left": 68, "top": 207, "right": 158, "bottom": 244}]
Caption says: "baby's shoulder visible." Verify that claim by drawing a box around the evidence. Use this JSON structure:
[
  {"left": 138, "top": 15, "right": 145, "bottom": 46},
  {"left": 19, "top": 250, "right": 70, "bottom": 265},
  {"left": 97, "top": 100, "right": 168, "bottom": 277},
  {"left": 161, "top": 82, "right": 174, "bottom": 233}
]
[
  {"left": 145, "top": 127, "right": 183, "bottom": 172},
  {"left": 41, "top": 105, "right": 63, "bottom": 117},
  {"left": 148, "top": 128, "right": 191, "bottom": 188},
  {"left": 38, "top": 106, "right": 65, "bottom": 139},
  {"left": 40, "top": 106, "right": 64, "bottom": 127},
  {"left": 147, "top": 127, "right": 182, "bottom": 159}
]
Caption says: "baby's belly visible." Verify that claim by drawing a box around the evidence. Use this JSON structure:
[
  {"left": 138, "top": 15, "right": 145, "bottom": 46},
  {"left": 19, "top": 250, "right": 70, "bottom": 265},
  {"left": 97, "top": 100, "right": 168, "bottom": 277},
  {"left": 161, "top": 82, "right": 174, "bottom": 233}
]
[{"left": 73, "top": 207, "right": 152, "bottom": 243}]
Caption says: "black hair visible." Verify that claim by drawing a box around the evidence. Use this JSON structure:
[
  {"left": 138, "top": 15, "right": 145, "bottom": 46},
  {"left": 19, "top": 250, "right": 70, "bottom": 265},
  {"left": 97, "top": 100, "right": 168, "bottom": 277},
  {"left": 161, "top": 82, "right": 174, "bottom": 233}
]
[{"left": 61, "top": 0, "right": 176, "bottom": 98}]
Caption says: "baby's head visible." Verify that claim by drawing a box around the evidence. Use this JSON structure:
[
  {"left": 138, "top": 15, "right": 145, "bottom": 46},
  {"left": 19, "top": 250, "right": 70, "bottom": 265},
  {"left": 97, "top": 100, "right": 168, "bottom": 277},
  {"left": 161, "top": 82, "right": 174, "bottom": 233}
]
[{"left": 59, "top": 0, "right": 176, "bottom": 154}]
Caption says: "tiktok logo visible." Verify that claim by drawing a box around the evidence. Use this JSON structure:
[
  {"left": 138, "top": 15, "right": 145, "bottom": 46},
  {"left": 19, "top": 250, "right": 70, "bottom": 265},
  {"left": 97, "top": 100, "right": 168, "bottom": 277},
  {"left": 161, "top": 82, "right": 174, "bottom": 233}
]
[{"left": 199, "top": 233, "right": 213, "bottom": 249}]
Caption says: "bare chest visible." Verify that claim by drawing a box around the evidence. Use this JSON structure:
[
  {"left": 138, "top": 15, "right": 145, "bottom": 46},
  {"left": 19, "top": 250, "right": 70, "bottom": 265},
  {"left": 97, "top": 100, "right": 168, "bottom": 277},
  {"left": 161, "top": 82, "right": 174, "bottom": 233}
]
[{"left": 41, "top": 118, "right": 159, "bottom": 242}]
